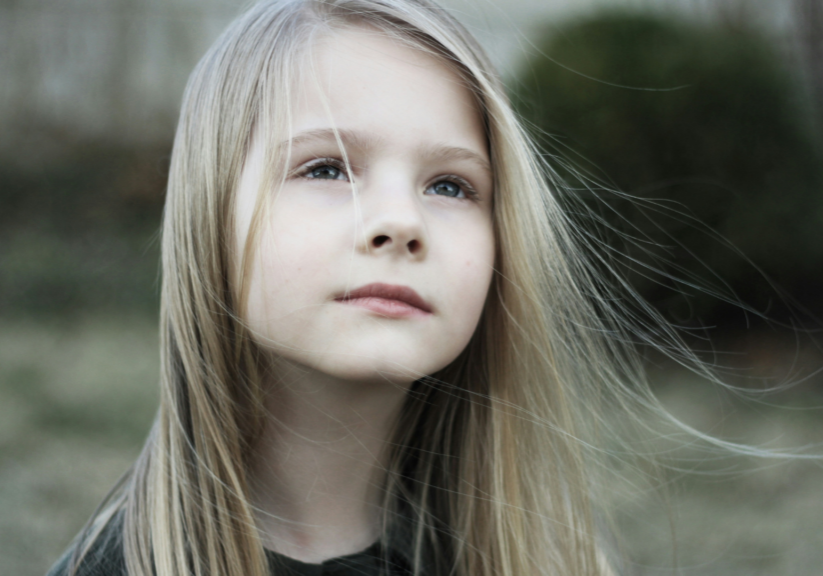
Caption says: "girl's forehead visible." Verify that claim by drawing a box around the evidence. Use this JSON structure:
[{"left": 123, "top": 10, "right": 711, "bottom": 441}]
[
  {"left": 292, "top": 25, "right": 468, "bottom": 103},
  {"left": 285, "top": 27, "right": 484, "bottom": 140},
  {"left": 247, "top": 23, "right": 491, "bottom": 182}
]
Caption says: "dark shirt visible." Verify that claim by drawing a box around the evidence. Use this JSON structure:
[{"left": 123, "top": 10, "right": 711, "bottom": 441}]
[{"left": 46, "top": 515, "right": 414, "bottom": 576}]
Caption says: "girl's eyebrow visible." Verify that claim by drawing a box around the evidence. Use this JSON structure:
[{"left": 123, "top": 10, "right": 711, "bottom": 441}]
[
  {"left": 283, "top": 128, "right": 379, "bottom": 153},
  {"left": 282, "top": 128, "right": 492, "bottom": 176},
  {"left": 419, "top": 142, "right": 492, "bottom": 177}
]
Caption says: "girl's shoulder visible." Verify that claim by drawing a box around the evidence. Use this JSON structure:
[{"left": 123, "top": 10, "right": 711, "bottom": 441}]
[
  {"left": 45, "top": 511, "right": 414, "bottom": 576},
  {"left": 46, "top": 514, "right": 127, "bottom": 576}
]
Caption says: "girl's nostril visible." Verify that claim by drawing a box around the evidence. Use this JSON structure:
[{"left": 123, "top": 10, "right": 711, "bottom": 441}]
[
  {"left": 407, "top": 239, "right": 420, "bottom": 253},
  {"left": 373, "top": 235, "right": 391, "bottom": 247}
]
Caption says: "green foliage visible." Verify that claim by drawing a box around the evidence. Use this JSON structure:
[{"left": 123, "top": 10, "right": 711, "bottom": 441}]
[{"left": 512, "top": 11, "right": 823, "bottom": 327}]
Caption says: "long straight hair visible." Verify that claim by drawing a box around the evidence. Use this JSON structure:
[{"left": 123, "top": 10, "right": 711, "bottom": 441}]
[{"left": 69, "top": 1, "right": 687, "bottom": 575}]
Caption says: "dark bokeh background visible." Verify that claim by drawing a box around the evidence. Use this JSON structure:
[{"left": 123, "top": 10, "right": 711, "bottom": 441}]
[
  {"left": 0, "top": 137, "right": 168, "bottom": 316},
  {"left": 2, "top": 1, "right": 823, "bottom": 575},
  {"left": 512, "top": 8, "right": 823, "bottom": 332}
]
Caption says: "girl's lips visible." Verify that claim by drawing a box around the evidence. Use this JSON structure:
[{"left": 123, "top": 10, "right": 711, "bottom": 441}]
[{"left": 335, "top": 283, "right": 433, "bottom": 318}]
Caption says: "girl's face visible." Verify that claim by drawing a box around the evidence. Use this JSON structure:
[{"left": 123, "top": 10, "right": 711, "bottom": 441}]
[{"left": 235, "top": 27, "right": 495, "bottom": 385}]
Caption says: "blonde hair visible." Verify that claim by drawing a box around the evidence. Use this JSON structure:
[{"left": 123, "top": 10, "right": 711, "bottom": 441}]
[{"left": 67, "top": 1, "right": 698, "bottom": 574}]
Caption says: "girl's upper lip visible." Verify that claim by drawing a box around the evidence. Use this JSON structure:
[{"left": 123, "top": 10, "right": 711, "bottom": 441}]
[{"left": 335, "top": 283, "right": 433, "bottom": 313}]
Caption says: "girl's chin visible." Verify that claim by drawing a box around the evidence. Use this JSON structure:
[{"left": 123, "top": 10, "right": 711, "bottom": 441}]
[
  {"left": 262, "top": 349, "right": 435, "bottom": 387},
  {"left": 313, "top": 360, "right": 429, "bottom": 386}
]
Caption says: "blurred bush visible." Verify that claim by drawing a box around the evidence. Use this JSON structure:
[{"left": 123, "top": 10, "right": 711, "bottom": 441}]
[
  {"left": 512, "top": 11, "right": 823, "bottom": 329},
  {"left": 0, "top": 132, "right": 169, "bottom": 317}
]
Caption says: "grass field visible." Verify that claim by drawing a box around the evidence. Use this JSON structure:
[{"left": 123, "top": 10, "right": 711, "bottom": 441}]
[
  {"left": 0, "top": 316, "right": 158, "bottom": 576},
  {"left": 1, "top": 317, "right": 822, "bottom": 575}
]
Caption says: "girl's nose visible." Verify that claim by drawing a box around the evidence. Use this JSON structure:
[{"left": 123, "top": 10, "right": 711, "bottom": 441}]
[{"left": 359, "top": 183, "right": 428, "bottom": 260}]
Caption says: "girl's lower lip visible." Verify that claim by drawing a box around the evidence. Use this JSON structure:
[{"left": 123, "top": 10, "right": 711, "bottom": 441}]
[{"left": 337, "top": 296, "right": 431, "bottom": 318}]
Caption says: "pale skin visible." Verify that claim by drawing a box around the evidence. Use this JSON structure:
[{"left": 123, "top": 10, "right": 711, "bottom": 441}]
[{"left": 235, "top": 27, "right": 495, "bottom": 563}]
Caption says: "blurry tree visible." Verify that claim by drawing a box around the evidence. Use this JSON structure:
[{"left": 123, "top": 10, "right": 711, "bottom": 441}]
[
  {"left": 794, "top": 0, "right": 823, "bottom": 141},
  {"left": 0, "top": 134, "right": 168, "bottom": 317},
  {"left": 512, "top": 11, "right": 823, "bottom": 329}
]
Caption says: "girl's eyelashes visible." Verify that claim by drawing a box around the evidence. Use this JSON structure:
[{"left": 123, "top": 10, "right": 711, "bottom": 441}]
[
  {"left": 297, "top": 157, "right": 349, "bottom": 181},
  {"left": 425, "top": 175, "right": 479, "bottom": 200},
  {"left": 294, "top": 158, "right": 482, "bottom": 200}
]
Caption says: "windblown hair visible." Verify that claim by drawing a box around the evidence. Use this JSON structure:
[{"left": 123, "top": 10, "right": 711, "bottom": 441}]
[{"left": 67, "top": 1, "right": 693, "bottom": 575}]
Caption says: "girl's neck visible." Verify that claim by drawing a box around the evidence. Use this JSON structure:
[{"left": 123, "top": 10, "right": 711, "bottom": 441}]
[{"left": 247, "top": 359, "right": 409, "bottom": 564}]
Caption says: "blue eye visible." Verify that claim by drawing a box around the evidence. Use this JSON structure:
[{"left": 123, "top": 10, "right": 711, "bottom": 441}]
[
  {"left": 307, "top": 164, "right": 345, "bottom": 180},
  {"left": 427, "top": 180, "right": 464, "bottom": 198}
]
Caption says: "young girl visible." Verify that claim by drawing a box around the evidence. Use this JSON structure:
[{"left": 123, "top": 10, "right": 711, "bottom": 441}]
[{"left": 47, "top": 0, "right": 682, "bottom": 574}]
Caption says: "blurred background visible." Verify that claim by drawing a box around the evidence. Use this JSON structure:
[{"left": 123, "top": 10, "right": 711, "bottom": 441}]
[{"left": 1, "top": 0, "right": 822, "bottom": 574}]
